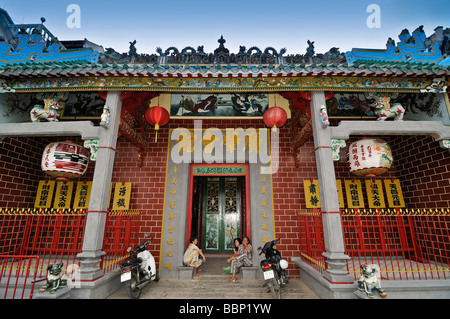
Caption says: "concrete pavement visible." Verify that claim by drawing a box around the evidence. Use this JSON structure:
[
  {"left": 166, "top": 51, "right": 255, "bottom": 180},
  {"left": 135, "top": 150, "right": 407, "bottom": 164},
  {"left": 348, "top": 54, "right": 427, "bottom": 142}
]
[
  {"left": 107, "top": 274, "right": 319, "bottom": 299},
  {"left": 107, "top": 255, "right": 319, "bottom": 299}
]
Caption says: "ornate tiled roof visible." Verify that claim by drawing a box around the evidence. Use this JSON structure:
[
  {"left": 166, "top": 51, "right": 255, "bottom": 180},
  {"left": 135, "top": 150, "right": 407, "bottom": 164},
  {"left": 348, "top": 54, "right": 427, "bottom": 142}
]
[
  {"left": 0, "top": 7, "right": 448, "bottom": 81},
  {"left": 0, "top": 59, "right": 448, "bottom": 79},
  {"left": 346, "top": 26, "right": 450, "bottom": 65}
]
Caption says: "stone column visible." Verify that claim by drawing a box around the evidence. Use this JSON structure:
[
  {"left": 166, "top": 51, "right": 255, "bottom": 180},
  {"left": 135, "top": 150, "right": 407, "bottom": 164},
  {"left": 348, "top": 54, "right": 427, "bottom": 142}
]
[
  {"left": 310, "top": 91, "right": 353, "bottom": 284},
  {"left": 77, "top": 91, "right": 122, "bottom": 281}
]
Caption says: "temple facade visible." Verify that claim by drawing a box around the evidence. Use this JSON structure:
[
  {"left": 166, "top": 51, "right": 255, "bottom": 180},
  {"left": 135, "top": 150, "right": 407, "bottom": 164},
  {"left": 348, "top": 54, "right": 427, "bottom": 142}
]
[{"left": 0, "top": 8, "right": 449, "bottom": 299}]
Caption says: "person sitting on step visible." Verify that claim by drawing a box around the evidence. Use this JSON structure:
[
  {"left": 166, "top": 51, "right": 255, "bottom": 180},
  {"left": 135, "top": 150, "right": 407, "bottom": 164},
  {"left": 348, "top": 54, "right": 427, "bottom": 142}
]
[
  {"left": 229, "top": 236, "right": 252, "bottom": 282},
  {"left": 227, "top": 237, "right": 242, "bottom": 264},
  {"left": 183, "top": 236, "right": 206, "bottom": 268}
]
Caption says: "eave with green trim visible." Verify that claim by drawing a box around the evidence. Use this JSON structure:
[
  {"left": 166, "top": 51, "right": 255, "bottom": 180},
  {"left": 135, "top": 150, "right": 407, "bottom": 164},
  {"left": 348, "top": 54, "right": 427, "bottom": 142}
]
[{"left": 0, "top": 60, "right": 448, "bottom": 93}]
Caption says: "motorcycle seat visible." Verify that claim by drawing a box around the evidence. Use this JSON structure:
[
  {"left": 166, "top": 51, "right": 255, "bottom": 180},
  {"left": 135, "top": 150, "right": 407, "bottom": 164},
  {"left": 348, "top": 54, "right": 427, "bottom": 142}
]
[{"left": 121, "top": 257, "right": 143, "bottom": 267}]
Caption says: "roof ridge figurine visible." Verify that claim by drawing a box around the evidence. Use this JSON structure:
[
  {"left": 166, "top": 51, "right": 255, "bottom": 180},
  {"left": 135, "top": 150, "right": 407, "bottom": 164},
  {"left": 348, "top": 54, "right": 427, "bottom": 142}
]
[{"left": 346, "top": 25, "right": 449, "bottom": 64}]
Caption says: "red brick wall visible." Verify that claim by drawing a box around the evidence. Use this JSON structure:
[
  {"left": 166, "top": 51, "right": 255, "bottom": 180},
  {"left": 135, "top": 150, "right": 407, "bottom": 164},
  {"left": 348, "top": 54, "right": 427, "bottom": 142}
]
[
  {"left": 332, "top": 134, "right": 450, "bottom": 266},
  {"left": 112, "top": 127, "right": 169, "bottom": 257},
  {"left": 273, "top": 127, "right": 315, "bottom": 277},
  {"left": 112, "top": 118, "right": 309, "bottom": 277},
  {"left": 0, "top": 136, "right": 95, "bottom": 208},
  {"left": 0, "top": 137, "right": 52, "bottom": 208},
  {"left": 112, "top": 120, "right": 407, "bottom": 277},
  {"left": 333, "top": 136, "right": 399, "bottom": 205},
  {"left": 0, "top": 136, "right": 94, "bottom": 254},
  {"left": 389, "top": 135, "right": 450, "bottom": 209},
  {"left": 3, "top": 123, "right": 447, "bottom": 278},
  {"left": 333, "top": 134, "right": 450, "bottom": 209}
]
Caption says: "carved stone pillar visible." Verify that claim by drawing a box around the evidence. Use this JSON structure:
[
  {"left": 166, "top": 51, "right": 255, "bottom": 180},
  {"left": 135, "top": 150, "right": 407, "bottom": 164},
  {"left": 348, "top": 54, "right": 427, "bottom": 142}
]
[
  {"left": 310, "top": 91, "right": 354, "bottom": 284},
  {"left": 77, "top": 91, "right": 122, "bottom": 282}
]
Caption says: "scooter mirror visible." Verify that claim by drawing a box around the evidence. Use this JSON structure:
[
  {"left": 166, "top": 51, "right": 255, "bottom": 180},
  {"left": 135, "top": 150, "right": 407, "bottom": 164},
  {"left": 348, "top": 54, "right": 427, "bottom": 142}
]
[
  {"left": 126, "top": 247, "right": 132, "bottom": 252},
  {"left": 145, "top": 232, "right": 150, "bottom": 237},
  {"left": 257, "top": 246, "right": 262, "bottom": 250}
]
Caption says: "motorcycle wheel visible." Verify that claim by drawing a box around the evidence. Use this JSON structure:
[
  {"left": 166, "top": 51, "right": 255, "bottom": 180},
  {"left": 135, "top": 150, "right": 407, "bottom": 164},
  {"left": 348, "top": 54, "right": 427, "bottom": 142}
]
[
  {"left": 126, "top": 274, "right": 141, "bottom": 299},
  {"left": 268, "top": 273, "right": 282, "bottom": 299},
  {"left": 280, "top": 270, "right": 289, "bottom": 288}
]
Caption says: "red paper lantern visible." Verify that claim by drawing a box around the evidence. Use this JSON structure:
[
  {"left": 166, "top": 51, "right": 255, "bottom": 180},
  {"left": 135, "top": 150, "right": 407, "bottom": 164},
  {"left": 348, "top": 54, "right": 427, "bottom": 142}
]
[
  {"left": 145, "top": 106, "right": 170, "bottom": 142},
  {"left": 263, "top": 106, "right": 287, "bottom": 132}
]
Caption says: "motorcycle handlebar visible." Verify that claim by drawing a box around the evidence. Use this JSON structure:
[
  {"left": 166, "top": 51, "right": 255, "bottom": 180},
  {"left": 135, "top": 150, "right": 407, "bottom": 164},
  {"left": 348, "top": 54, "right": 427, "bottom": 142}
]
[
  {"left": 129, "top": 237, "right": 154, "bottom": 256},
  {"left": 259, "top": 238, "right": 281, "bottom": 255}
]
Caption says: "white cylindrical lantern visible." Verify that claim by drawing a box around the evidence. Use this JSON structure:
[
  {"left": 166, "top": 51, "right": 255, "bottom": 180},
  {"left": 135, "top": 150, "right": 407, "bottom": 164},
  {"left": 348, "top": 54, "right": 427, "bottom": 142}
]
[
  {"left": 41, "top": 141, "right": 90, "bottom": 181},
  {"left": 347, "top": 138, "right": 393, "bottom": 177}
]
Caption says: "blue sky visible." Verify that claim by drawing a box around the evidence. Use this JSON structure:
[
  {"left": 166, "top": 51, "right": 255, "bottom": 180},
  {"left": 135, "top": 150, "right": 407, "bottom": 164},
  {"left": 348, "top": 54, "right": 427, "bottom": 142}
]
[{"left": 1, "top": 0, "right": 449, "bottom": 56}]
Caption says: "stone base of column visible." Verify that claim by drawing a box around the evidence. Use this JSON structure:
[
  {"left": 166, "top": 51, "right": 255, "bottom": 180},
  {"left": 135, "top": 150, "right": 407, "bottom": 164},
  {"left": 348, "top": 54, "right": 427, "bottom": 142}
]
[
  {"left": 77, "top": 250, "right": 106, "bottom": 281},
  {"left": 70, "top": 269, "right": 121, "bottom": 299},
  {"left": 70, "top": 250, "right": 122, "bottom": 299},
  {"left": 293, "top": 257, "right": 357, "bottom": 299},
  {"left": 322, "top": 251, "right": 355, "bottom": 284}
]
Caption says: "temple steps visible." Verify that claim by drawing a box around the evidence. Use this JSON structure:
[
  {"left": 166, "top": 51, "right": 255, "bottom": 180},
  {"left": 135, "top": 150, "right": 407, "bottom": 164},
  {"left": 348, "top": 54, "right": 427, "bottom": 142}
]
[{"left": 107, "top": 272, "right": 319, "bottom": 299}]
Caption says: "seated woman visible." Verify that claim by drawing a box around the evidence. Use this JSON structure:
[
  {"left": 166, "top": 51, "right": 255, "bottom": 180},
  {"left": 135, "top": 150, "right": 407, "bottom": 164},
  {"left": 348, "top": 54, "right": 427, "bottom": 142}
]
[
  {"left": 229, "top": 236, "right": 252, "bottom": 282},
  {"left": 183, "top": 236, "right": 206, "bottom": 268},
  {"left": 227, "top": 238, "right": 242, "bottom": 264}
]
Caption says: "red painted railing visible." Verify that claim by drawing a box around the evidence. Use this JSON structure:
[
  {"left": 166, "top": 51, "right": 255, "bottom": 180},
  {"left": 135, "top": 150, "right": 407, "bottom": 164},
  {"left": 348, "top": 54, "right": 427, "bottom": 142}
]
[
  {"left": 0, "top": 208, "right": 141, "bottom": 298},
  {"left": 0, "top": 255, "right": 39, "bottom": 299},
  {"left": 298, "top": 208, "right": 450, "bottom": 280},
  {"left": 297, "top": 209, "right": 326, "bottom": 274},
  {"left": 0, "top": 208, "right": 86, "bottom": 278},
  {"left": 342, "top": 208, "right": 450, "bottom": 280},
  {"left": 101, "top": 210, "right": 141, "bottom": 273}
]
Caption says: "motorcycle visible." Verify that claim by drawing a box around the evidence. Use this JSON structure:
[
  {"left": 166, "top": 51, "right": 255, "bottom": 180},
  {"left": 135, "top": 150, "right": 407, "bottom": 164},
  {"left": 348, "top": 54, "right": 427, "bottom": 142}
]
[
  {"left": 258, "top": 238, "right": 289, "bottom": 299},
  {"left": 120, "top": 233, "right": 159, "bottom": 299}
]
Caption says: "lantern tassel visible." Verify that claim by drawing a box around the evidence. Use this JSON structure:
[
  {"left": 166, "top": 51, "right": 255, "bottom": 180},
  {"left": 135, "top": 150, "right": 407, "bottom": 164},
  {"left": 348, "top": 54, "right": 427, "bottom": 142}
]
[{"left": 155, "top": 124, "right": 160, "bottom": 142}]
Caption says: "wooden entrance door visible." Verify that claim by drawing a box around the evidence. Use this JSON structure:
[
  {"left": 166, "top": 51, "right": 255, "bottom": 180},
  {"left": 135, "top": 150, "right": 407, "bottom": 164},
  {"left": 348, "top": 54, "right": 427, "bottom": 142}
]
[{"left": 203, "top": 177, "right": 241, "bottom": 253}]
